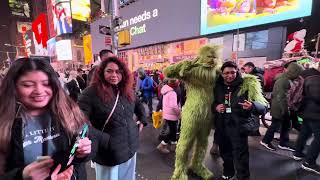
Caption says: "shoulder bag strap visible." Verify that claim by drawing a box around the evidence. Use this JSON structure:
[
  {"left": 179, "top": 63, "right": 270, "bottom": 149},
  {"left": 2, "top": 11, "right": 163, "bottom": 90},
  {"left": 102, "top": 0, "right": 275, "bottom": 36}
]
[{"left": 102, "top": 91, "right": 120, "bottom": 132}]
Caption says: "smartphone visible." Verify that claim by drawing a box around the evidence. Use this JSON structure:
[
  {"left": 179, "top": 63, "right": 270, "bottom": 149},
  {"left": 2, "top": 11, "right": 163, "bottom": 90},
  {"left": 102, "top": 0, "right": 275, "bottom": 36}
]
[{"left": 66, "top": 123, "right": 89, "bottom": 166}]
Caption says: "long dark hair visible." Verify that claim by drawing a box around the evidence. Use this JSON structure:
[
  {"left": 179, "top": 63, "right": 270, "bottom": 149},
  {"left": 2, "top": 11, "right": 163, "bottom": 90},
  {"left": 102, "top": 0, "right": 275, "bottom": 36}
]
[
  {"left": 91, "top": 57, "right": 134, "bottom": 103},
  {"left": 0, "top": 58, "right": 86, "bottom": 173}
]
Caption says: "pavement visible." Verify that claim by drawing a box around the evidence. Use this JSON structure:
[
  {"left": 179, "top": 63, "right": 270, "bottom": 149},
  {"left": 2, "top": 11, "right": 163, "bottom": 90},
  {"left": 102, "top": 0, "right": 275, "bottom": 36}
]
[{"left": 86, "top": 98, "right": 320, "bottom": 180}]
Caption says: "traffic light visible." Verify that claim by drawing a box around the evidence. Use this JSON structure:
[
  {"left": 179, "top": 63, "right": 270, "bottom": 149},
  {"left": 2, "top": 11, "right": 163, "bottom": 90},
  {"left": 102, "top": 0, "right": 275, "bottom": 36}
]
[{"left": 118, "top": 29, "right": 131, "bottom": 46}]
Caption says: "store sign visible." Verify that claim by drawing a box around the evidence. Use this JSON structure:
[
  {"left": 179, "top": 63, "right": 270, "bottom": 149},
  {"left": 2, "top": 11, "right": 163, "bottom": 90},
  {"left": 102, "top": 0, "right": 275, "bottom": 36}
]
[
  {"left": 83, "top": 35, "right": 93, "bottom": 65},
  {"left": 118, "top": 0, "right": 200, "bottom": 49},
  {"left": 172, "top": 55, "right": 196, "bottom": 63},
  {"left": 90, "top": 17, "right": 112, "bottom": 55},
  {"left": 136, "top": 44, "right": 165, "bottom": 56}
]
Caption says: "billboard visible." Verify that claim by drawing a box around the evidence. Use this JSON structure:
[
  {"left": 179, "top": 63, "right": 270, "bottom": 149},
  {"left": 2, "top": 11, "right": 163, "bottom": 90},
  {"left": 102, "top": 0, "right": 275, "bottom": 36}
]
[
  {"left": 201, "top": 0, "right": 313, "bottom": 35},
  {"left": 56, "top": 40, "right": 72, "bottom": 61},
  {"left": 47, "top": 0, "right": 73, "bottom": 37},
  {"left": 83, "top": 35, "right": 93, "bottom": 65},
  {"left": 71, "top": 0, "right": 91, "bottom": 21},
  {"left": 118, "top": 0, "right": 201, "bottom": 49},
  {"left": 9, "top": 0, "right": 31, "bottom": 18}
]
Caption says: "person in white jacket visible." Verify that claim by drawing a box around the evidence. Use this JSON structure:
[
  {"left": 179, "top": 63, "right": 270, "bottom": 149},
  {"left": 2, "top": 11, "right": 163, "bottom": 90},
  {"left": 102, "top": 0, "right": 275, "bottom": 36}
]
[{"left": 157, "top": 78, "right": 181, "bottom": 153}]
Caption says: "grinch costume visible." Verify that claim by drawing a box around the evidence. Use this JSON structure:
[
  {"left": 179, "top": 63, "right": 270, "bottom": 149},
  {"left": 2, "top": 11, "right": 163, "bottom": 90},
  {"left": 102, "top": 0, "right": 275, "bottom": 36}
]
[{"left": 164, "top": 45, "right": 222, "bottom": 180}]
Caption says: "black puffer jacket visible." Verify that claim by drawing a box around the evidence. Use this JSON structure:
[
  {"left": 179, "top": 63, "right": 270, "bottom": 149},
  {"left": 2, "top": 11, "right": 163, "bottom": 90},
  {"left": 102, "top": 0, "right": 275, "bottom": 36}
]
[
  {"left": 251, "top": 67, "right": 264, "bottom": 88},
  {"left": 300, "top": 68, "right": 320, "bottom": 120},
  {"left": 2, "top": 117, "right": 99, "bottom": 180},
  {"left": 78, "top": 86, "right": 147, "bottom": 166}
]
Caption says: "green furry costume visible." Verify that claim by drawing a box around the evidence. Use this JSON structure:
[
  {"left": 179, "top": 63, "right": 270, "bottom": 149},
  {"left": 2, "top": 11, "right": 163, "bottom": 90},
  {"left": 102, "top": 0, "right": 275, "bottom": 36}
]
[{"left": 164, "top": 45, "right": 222, "bottom": 180}]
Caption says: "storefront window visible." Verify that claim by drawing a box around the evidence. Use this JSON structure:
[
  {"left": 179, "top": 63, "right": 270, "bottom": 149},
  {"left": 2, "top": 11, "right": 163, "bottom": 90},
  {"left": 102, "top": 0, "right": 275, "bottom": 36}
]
[{"left": 245, "top": 30, "right": 268, "bottom": 50}]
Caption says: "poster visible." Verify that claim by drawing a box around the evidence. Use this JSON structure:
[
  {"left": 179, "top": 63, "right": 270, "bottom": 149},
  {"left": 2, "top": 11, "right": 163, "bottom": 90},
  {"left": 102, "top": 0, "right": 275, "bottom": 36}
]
[
  {"left": 83, "top": 35, "right": 93, "bottom": 65},
  {"left": 201, "top": 0, "right": 312, "bottom": 35}
]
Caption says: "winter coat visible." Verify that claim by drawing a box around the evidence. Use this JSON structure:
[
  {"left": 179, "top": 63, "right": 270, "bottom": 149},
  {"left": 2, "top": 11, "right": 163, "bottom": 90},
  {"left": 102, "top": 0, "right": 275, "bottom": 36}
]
[
  {"left": 212, "top": 73, "right": 267, "bottom": 142},
  {"left": 1, "top": 116, "right": 100, "bottom": 180},
  {"left": 66, "top": 79, "right": 81, "bottom": 102},
  {"left": 300, "top": 68, "right": 320, "bottom": 120},
  {"left": 139, "top": 76, "right": 154, "bottom": 97},
  {"left": 76, "top": 75, "right": 86, "bottom": 91},
  {"left": 251, "top": 67, "right": 264, "bottom": 89},
  {"left": 78, "top": 86, "right": 147, "bottom": 166},
  {"left": 270, "top": 62, "right": 304, "bottom": 119},
  {"left": 161, "top": 85, "right": 180, "bottom": 121}
]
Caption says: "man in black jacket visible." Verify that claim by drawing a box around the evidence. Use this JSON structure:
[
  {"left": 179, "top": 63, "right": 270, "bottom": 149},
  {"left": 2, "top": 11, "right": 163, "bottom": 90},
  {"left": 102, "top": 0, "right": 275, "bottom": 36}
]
[
  {"left": 213, "top": 61, "right": 266, "bottom": 180},
  {"left": 293, "top": 67, "right": 320, "bottom": 175},
  {"left": 243, "top": 62, "right": 264, "bottom": 88}
]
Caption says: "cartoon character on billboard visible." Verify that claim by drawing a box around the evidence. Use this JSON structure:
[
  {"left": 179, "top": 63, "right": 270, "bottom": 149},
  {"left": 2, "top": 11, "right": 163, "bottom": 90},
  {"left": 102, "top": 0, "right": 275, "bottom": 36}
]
[
  {"left": 256, "top": 0, "right": 291, "bottom": 13},
  {"left": 208, "top": 0, "right": 237, "bottom": 15},
  {"left": 284, "top": 29, "right": 306, "bottom": 53},
  {"left": 230, "top": 0, "right": 257, "bottom": 14}
]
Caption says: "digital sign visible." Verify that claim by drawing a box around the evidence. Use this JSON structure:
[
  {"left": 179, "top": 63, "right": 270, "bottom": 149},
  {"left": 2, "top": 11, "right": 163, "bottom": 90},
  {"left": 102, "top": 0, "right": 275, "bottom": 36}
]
[
  {"left": 71, "top": 0, "right": 91, "bottom": 21},
  {"left": 9, "top": 0, "right": 31, "bottom": 18},
  {"left": 201, "top": 0, "right": 312, "bottom": 35},
  {"left": 56, "top": 40, "right": 72, "bottom": 61},
  {"left": 47, "top": 0, "right": 73, "bottom": 37}
]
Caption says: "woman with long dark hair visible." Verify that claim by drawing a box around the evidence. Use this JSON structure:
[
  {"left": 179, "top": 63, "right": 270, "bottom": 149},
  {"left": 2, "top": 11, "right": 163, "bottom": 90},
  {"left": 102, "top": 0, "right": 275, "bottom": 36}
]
[
  {"left": 78, "top": 57, "right": 147, "bottom": 180},
  {"left": 0, "top": 58, "right": 94, "bottom": 180}
]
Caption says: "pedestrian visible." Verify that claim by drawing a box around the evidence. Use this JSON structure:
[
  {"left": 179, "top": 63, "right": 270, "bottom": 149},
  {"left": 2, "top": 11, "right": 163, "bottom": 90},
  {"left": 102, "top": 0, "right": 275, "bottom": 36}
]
[
  {"left": 138, "top": 68, "right": 154, "bottom": 117},
  {"left": 0, "top": 58, "right": 95, "bottom": 180},
  {"left": 78, "top": 57, "right": 147, "bottom": 180},
  {"left": 243, "top": 62, "right": 264, "bottom": 88},
  {"left": 66, "top": 70, "right": 81, "bottom": 102},
  {"left": 156, "top": 78, "right": 181, "bottom": 153},
  {"left": 293, "top": 67, "right": 320, "bottom": 175},
  {"left": 76, "top": 68, "right": 87, "bottom": 91},
  {"left": 213, "top": 61, "right": 267, "bottom": 180},
  {"left": 260, "top": 62, "right": 304, "bottom": 151}
]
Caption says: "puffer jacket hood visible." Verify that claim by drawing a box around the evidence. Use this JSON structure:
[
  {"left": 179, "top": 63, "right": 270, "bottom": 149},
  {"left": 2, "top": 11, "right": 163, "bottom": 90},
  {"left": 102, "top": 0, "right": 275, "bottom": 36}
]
[
  {"left": 161, "top": 84, "right": 174, "bottom": 95},
  {"left": 285, "top": 62, "right": 304, "bottom": 80}
]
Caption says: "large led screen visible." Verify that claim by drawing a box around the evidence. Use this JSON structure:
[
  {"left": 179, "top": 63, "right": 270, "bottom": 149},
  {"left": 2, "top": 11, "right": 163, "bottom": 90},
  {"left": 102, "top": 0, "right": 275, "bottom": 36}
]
[
  {"left": 201, "top": 0, "right": 312, "bottom": 35},
  {"left": 71, "top": 0, "right": 91, "bottom": 21},
  {"left": 47, "top": 0, "right": 73, "bottom": 37}
]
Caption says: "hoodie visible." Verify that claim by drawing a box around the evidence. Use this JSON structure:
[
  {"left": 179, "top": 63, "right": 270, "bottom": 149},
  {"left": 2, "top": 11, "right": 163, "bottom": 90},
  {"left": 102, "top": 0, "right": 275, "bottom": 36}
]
[
  {"left": 270, "top": 62, "right": 304, "bottom": 119},
  {"left": 161, "top": 85, "right": 180, "bottom": 121}
]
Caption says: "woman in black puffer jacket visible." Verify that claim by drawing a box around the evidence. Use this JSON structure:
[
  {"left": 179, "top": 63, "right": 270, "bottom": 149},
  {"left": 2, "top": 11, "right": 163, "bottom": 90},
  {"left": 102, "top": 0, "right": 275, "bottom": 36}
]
[{"left": 78, "top": 57, "right": 147, "bottom": 180}]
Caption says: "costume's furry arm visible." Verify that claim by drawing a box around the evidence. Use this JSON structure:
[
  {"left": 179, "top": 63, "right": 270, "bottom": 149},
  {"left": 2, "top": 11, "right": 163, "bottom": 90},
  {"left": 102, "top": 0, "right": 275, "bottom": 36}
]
[
  {"left": 239, "top": 74, "right": 268, "bottom": 106},
  {"left": 163, "top": 60, "right": 195, "bottom": 80}
]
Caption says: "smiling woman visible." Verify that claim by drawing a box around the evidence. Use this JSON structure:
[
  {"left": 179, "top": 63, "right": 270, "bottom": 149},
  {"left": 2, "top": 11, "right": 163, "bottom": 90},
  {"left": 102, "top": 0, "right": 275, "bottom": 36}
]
[{"left": 0, "top": 58, "right": 98, "bottom": 180}]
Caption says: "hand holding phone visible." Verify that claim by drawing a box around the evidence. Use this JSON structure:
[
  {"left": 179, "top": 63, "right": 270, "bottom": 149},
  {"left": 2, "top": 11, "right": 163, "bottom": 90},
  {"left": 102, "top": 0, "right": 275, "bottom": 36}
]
[
  {"left": 67, "top": 124, "right": 89, "bottom": 166},
  {"left": 23, "top": 158, "right": 54, "bottom": 180}
]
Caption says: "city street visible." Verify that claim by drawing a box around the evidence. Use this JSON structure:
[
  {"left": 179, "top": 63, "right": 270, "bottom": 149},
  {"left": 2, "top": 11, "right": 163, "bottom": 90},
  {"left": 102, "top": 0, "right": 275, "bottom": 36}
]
[{"left": 86, "top": 100, "right": 320, "bottom": 180}]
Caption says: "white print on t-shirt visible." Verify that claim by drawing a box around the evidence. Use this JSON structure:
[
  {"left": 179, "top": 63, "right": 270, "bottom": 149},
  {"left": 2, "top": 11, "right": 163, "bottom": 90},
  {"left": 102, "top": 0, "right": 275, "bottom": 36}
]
[{"left": 23, "top": 126, "right": 60, "bottom": 148}]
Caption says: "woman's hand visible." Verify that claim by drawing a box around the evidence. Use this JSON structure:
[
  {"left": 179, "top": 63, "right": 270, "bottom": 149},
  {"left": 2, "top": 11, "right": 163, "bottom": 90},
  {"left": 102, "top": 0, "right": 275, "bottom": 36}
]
[
  {"left": 76, "top": 137, "right": 92, "bottom": 158},
  {"left": 51, "top": 164, "right": 74, "bottom": 180},
  {"left": 136, "top": 121, "right": 144, "bottom": 132},
  {"left": 23, "top": 158, "right": 54, "bottom": 180}
]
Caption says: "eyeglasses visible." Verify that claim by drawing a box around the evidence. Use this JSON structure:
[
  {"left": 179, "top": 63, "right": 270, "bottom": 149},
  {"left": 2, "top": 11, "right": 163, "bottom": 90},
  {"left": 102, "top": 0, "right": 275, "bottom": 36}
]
[
  {"left": 104, "top": 69, "right": 123, "bottom": 75},
  {"left": 222, "top": 71, "right": 237, "bottom": 75}
]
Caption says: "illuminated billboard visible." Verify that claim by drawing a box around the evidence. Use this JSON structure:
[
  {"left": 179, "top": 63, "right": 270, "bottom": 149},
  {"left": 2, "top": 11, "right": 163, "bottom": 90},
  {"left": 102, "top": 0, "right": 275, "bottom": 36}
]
[
  {"left": 71, "top": 0, "right": 91, "bottom": 21},
  {"left": 56, "top": 40, "right": 72, "bottom": 61},
  {"left": 201, "top": 0, "right": 312, "bottom": 35},
  {"left": 47, "top": 0, "right": 73, "bottom": 37}
]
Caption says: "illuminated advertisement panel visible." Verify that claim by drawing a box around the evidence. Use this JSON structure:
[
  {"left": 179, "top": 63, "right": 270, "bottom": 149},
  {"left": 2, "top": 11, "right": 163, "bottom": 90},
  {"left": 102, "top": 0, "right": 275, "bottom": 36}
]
[
  {"left": 201, "top": 0, "right": 312, "bottom": 35},
  {"left": 71, "top": 0, "right": 91, "bottom": 21},
  {"left": 56, "top": 40, "right": 72, "bottom": 60},
  {"left": 47, "top": 0, "right": 73, "bottom": 37}
]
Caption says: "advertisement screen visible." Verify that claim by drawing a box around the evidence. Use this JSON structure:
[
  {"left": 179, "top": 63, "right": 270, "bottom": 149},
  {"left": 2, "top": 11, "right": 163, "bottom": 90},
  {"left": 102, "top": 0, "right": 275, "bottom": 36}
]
[
  {"left": 117, "top": 0, "right": 200, "bottom": 49},
  {"left": 201, "top": 0, "right": 312, "bottom": 35},
  {"left": 56, "top": 40, "right": 72, "bottom": 61},
  {"left": 47, "top": 0, "right": 73, "bottom": 37},
  {"left": 9, "top": 0, "right": 32, "bottom": 18},
  {"left": 71, "top": 0, "right": 91, "bottom": 21}
]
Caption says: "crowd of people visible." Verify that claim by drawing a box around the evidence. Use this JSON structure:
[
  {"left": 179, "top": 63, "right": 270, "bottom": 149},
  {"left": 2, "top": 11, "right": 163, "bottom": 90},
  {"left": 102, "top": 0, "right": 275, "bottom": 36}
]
[{"left": 0, "top": 47, "right": 319, "bottom": 180}]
